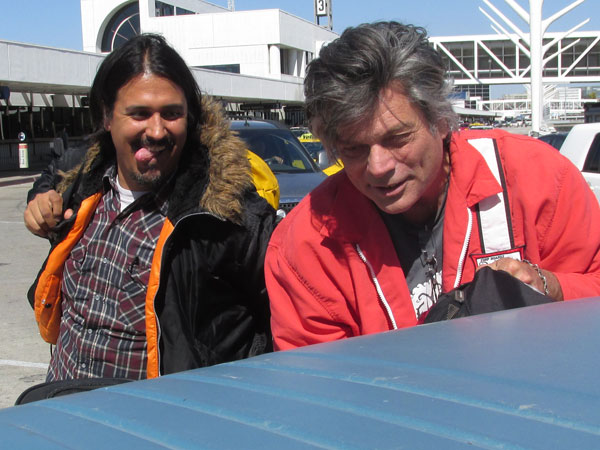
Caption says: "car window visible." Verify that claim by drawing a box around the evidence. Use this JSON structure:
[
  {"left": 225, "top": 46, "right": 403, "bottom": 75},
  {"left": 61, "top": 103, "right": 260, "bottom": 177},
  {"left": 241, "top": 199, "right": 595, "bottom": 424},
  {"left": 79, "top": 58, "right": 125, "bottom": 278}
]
[
  {"left": 301, "top": 141, "right": 324, "bottom": 159},
  {"left": 583, "top": 134, "right": 600, "bottom": 174},
  {"left": 235, "top": 129, "right": 318, "bottom": 173},
  {"left": 554, "top": 134, "right": 567, "bottom": 150},
  {"left": 537, "top": 133, "right": 567, "bottom": 150}
]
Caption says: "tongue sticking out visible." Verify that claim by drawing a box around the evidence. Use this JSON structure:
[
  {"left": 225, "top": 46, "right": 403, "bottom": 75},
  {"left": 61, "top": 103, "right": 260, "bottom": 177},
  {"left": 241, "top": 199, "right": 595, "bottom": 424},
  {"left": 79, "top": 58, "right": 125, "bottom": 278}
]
[{"left": 135, "top": 148, "right": 158, "bottom": 164}]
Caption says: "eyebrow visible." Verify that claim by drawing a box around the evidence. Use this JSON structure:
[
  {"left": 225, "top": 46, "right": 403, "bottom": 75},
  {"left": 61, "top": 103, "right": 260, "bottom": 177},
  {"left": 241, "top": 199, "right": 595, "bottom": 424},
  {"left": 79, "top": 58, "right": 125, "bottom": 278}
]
[
  {"left": 337, "top": 121, "right": 415, "bottom": 147},
  {"left": 124, "top": 104, "right": 186, "bottom": 113},
  {"left": 383, "top": 121, "right": 415, "bottom": 135}
]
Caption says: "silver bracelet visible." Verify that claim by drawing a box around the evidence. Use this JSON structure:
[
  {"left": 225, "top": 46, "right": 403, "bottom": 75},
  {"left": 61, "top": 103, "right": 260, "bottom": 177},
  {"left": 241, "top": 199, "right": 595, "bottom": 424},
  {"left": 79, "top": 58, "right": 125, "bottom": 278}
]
[{"left": 523, "top": 259, "right": 549, "bottom": 295}]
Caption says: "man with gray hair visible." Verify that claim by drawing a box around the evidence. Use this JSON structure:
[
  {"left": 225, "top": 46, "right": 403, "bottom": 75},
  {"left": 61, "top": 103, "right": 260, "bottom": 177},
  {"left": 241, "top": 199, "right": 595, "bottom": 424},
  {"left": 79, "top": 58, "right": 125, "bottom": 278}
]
[{"left": 265, "top": 21, "right": 600, "bottom": 350}]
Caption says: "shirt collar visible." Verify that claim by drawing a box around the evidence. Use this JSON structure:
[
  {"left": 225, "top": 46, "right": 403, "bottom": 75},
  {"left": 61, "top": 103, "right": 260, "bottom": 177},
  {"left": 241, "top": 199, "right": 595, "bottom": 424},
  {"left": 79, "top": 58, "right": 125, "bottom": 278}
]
[{"left": 102, "top": 165, "right": 171, "bottom": 217}]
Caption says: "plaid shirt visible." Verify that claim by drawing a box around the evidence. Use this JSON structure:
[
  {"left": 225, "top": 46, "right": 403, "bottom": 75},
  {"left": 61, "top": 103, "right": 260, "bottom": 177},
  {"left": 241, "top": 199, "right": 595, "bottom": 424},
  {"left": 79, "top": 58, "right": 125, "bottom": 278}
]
[{"left": 47, "top": 167, "right": 169, "bottom": 381}]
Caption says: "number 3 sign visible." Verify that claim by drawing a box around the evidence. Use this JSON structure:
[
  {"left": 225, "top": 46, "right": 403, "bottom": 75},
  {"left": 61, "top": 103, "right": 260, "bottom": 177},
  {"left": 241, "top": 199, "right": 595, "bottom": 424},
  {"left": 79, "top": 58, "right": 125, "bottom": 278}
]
[{"left": 315, "top": 0, "right": 328, "bottom": 16}]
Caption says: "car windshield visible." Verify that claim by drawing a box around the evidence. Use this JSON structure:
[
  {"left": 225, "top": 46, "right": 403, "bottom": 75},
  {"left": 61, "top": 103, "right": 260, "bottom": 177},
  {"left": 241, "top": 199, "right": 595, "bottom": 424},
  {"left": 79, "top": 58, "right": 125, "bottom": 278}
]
[
  {"left": 300, "top": 141, "right": 324, "bottom": 160},
  {"left": 235, "top": 128, "right": 319, "bottom": 174}
]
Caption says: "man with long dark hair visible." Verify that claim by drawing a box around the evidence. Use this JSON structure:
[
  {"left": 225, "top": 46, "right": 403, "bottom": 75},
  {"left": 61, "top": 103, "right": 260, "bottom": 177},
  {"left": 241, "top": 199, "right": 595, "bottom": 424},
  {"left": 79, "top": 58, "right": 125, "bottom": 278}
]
[{"left": 25, "top": 34, "right": 275, "bottom": 382}]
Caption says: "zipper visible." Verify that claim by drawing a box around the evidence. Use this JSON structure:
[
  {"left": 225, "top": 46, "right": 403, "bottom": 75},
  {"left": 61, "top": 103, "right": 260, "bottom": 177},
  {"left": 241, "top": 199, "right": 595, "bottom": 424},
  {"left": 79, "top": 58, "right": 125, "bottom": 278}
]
[
  {"left": 153, "top": 211, "right": 226, "bottom": 376},
  {"left": 354, "top": 243, "right": 398, "bottom": 330},
  {"left": 453, "top": 206, "right": 472, "bottom": 289}
]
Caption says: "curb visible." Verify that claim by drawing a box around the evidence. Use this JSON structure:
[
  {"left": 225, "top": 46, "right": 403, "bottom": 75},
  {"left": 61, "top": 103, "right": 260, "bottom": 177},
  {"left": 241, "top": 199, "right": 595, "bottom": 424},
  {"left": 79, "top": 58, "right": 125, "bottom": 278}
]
[{"left": 0, "top": 176, "right": 39, "bottom": 188}]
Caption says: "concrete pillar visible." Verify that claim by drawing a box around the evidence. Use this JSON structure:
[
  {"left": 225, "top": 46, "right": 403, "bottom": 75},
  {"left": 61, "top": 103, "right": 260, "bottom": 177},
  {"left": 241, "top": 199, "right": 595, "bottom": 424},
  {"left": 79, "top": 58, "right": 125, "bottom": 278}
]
[
  {"left": 300, "top": 51, "right": 308, "bottom": 78},
  {"left": 269, "top": 45, "right": 281, "bottom": 77},
  {"left": 290, "top": 49, "right": 299, "bottom": 77}
]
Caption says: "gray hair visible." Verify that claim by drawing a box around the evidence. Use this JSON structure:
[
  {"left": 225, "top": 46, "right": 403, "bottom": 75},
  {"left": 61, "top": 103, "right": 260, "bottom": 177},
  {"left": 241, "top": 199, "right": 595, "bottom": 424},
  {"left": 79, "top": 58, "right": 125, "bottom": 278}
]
[{"left": 304, "top": 21, "right": 458, "bottom": 157}]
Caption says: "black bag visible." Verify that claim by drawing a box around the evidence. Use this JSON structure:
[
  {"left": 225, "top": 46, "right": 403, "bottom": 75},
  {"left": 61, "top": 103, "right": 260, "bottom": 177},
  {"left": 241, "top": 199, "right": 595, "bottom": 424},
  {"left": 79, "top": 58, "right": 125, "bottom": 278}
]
[
  {"left": 422, "top": 266, "right": 553, "bottom": 323},
  {"left": 15, "top": 378, "right": 132, "bottom": 405}
]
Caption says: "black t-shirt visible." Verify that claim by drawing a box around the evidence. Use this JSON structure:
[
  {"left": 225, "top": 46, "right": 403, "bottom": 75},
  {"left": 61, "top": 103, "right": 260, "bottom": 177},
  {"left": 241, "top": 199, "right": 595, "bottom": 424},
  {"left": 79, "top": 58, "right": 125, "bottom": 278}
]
[{"left": 378, "top": 200, "right": 446, "bottom": 320}]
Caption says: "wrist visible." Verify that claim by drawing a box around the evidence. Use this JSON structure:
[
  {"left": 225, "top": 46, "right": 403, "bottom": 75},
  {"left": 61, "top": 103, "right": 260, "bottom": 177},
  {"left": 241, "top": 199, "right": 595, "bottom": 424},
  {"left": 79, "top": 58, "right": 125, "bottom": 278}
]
[{"left": 523, "top": 259, "right": 549, "bottom": 295}]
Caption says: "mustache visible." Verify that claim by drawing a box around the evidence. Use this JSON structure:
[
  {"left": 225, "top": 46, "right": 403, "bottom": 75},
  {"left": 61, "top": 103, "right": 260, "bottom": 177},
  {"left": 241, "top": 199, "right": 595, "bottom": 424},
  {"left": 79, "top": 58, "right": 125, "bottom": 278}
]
[{"left": 135, "top": 136, "right": 176, "bottom": 152}]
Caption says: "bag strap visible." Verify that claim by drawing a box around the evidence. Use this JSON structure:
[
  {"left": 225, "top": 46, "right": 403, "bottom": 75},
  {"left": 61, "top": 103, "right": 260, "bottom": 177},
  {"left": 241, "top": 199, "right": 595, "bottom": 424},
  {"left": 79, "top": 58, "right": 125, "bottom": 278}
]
[{"left": 467, "top": 138, "right": 516, "bottom": 255}]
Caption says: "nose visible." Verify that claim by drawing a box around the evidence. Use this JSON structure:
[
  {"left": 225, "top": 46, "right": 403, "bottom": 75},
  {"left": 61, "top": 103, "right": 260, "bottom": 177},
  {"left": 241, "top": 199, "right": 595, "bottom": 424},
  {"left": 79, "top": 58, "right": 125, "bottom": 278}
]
[
  {"left": 367, "top": 144, "right": 395, "bottom": 178},
  {"left": 146, "top": 113, "right": 167, "bottom": 140}
]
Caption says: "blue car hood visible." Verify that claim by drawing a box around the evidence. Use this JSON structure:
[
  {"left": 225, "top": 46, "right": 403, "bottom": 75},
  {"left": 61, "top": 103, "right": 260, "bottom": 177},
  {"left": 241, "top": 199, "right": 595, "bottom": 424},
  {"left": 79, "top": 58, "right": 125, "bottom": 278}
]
[{"left": 275, "top": 172, "right": 327, "bottom": 202}]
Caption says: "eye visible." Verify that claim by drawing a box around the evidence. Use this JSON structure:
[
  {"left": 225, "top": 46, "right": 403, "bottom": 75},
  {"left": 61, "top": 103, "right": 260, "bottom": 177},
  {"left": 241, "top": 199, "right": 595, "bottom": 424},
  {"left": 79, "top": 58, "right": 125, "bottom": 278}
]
[
  {"left": 338, "top": 144, "right": 369, "bottom": 160},
  {"left": 161, "top": 109, "right": 185, "bottom": 121},
  {"left": 383, "top": 133, "right": 411, "bottom": 148},
  {"left": 128, "top": 110, "right": 152, "bottom": 121}
]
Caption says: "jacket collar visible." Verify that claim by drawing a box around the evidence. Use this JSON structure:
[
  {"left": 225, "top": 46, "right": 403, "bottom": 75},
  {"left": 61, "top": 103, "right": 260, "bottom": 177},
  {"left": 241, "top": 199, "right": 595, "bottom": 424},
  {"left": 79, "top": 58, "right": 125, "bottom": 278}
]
[{"left": 448, "top": 130, "right": 503, "bottom": 208}]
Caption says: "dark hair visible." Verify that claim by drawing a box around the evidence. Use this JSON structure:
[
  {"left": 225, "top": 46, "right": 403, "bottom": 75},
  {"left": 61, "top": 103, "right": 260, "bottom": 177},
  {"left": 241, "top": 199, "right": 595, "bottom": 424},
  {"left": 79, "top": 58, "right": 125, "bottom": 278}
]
[
  {"left": 304, "top": 21, "right": 458, "bottom": 156},
  {"left": 89, "top": 33, "right": 202, "bottom": 135}
]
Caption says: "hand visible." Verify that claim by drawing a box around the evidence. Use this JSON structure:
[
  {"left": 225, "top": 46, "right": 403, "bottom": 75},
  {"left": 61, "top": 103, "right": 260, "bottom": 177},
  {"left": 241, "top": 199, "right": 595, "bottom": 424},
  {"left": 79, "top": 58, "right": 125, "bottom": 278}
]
[
  {"left": 478, "top": 257, "right": 564, "bottom": 301},
  {"left": 23, "top": 190, "right": 73, "bottom": 238},
  {"left": 264, "top": 156, "right": 284, "bottom": 165}
]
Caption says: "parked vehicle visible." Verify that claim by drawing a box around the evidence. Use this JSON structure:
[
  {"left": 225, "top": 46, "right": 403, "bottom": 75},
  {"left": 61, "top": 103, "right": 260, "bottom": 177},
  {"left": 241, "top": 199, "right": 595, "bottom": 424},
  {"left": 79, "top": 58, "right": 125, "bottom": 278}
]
[
  {"left": 289, "top": 126, "right": 309, "bottom": 138},
  {"left": 296, "top": 131, "right": 323, "bottom": 161},
  {"left": 2, "top": 298, "right": 600, "bottom": 448},
  {"left": 297, "top": 131, "right": 344, "bottom": 176},
  {"left": 558, "top": 123, "right": 600, "bottom": 203},
  {"left": 468, "top": 122, "right": 493, "bottom": 130},
  {"left": 536, "top": 131, "right": 568, "bottom": 150},
  {"left": 230, "top": 119, "right": 326, "bottom": 216}
]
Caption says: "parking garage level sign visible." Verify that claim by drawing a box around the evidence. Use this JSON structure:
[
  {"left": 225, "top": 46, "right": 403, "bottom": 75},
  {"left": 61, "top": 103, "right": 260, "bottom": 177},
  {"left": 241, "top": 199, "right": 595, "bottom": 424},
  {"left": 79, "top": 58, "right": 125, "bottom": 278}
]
[{"left": 315, "top": 0, "right": 329, "bottom": 16}]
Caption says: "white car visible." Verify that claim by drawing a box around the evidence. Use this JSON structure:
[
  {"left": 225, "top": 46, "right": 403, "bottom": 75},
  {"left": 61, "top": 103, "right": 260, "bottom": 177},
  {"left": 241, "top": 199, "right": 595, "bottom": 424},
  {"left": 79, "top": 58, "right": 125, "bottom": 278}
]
[{"left": 559, "top": 123, "right": 600, "bottom": 203}]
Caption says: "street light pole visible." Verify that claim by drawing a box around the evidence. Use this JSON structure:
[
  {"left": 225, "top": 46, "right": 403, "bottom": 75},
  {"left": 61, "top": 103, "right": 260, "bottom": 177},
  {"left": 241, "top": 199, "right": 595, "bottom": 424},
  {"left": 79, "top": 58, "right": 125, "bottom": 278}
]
[{"left": 530, "top": 0, "right": 544, "bottom": 137}]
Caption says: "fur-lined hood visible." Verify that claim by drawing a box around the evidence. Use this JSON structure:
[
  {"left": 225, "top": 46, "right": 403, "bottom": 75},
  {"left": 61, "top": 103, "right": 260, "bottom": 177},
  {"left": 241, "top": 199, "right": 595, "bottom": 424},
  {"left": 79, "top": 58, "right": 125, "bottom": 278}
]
[{"left": 58, "top": 96, "right": 253, "bottom": 225}]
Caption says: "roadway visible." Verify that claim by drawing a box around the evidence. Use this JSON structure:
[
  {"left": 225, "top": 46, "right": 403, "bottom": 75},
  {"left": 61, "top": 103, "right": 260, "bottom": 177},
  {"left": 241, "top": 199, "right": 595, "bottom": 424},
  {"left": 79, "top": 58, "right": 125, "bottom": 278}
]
[{"left": 0, "top": 176, "right": 49, "bottom": 408}]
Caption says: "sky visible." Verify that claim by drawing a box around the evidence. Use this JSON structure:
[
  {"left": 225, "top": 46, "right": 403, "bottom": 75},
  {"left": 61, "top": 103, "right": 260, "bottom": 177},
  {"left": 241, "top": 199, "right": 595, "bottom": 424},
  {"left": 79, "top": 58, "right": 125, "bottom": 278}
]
[{"left": 0, "top": 0, "right": 598, "bottom": 97}]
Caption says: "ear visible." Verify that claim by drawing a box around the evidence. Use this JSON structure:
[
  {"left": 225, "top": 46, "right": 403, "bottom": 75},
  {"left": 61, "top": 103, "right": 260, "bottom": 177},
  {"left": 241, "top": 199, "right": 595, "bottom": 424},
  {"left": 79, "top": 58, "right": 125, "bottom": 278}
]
[
  {"left": 436, "top": 119, "right": 450, "bottom": 139},
  {"left": 104, "top": 116, "right": 111, "bottom": 132},
  {"left": 103, "top": 108, "right": 112, "bottom": 131}
]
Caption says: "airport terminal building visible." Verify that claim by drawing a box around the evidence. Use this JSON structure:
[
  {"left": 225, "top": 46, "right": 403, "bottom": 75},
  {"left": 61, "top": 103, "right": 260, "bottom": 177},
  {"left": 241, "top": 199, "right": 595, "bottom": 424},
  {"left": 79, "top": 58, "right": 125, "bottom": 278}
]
[
  {"left": 0, "top": 0, "right": 338, "bottom": 169},
  {"left": 1, "top": 0, "right": 599, "bottom": 170}
]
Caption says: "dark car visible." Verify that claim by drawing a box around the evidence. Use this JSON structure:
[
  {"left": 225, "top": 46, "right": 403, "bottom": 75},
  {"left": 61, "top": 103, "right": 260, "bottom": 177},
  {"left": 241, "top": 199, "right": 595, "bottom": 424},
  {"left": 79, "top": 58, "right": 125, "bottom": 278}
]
[
  {"left": 230, "top": 119, "right": 326, "bottom": 216},
  {"left": 537, "top": 132, "right": 568, "bottom": 150},
  {"left": 289, "top": 126, "right": 309, "bottom": 138}
]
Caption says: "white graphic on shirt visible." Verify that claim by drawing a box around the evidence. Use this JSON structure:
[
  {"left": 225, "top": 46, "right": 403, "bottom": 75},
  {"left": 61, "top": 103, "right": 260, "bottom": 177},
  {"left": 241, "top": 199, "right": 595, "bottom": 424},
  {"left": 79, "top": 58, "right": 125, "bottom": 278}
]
[{"left": 411, "top": 269, "right": 442, "bottom": 320}]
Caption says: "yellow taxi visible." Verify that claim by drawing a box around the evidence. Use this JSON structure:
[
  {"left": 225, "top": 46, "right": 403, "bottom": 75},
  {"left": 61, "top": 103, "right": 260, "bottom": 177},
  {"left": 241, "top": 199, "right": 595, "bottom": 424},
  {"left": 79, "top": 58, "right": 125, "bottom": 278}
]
[{"left": 297, "top": 131, "right": 344, "bottom": 176}]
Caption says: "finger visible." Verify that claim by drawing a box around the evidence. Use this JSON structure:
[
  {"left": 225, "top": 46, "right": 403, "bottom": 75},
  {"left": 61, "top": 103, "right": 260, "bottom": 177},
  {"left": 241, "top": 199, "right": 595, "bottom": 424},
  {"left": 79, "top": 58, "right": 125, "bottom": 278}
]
[
  {"left": 46, "top": 191, "right": 64, "bottom": 221},
  {"left": 23, "top": 206, "right": 49, "bottom": 237},
  {"left": 492, "top": 258, "right": 541, "bottom": 288},
  {"left": 29, "top": 199, "right": 52, "bottom": 230},
  {"left": 478, "top": 258, "right": 547, "bottom": 293},
  {"left": 64, "top": 208, "right": 74, "bottom": 220},
  {"left": 36, "top": 199, "right": 60, "bottom": 229}
]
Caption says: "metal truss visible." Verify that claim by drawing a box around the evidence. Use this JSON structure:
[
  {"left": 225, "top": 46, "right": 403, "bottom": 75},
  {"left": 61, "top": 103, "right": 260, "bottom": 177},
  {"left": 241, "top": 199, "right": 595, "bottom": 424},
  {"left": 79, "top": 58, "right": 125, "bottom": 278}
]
[
  {"left": 431, "top": 30, "right": 600, "bottom": 86},
  {"left": 434, "top": 0, "right": 597, "bottom": 133}
]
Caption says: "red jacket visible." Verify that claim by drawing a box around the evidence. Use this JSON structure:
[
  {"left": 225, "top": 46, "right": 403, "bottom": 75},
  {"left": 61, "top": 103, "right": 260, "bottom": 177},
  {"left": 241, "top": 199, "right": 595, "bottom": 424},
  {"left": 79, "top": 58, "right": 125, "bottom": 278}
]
[{"left": 265, "top": 129, "right": 600, "bottom": 350}]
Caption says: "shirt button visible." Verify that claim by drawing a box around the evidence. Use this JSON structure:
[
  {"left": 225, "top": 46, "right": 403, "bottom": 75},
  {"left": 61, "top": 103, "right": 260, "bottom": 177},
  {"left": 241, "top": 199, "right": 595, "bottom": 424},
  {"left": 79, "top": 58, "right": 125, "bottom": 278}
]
[
  {"left": 102, "top": 257, "right": 109, "bottom": 264},
  {"left": 93, "top": 294, "right": 100, "bottom": 301},
  {"left": 81, "top": 363, "right": 87, "bottom": 369},
  {"left": 87, "top": 329, "right": 93, "bottom": 335}
]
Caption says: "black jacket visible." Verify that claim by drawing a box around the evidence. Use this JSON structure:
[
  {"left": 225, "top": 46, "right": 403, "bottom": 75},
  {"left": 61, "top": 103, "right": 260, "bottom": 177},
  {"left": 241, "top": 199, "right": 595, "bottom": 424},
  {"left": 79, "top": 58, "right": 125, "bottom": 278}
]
[{"left": 29, "top": 97, "right": 276, "bottom": 378}]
